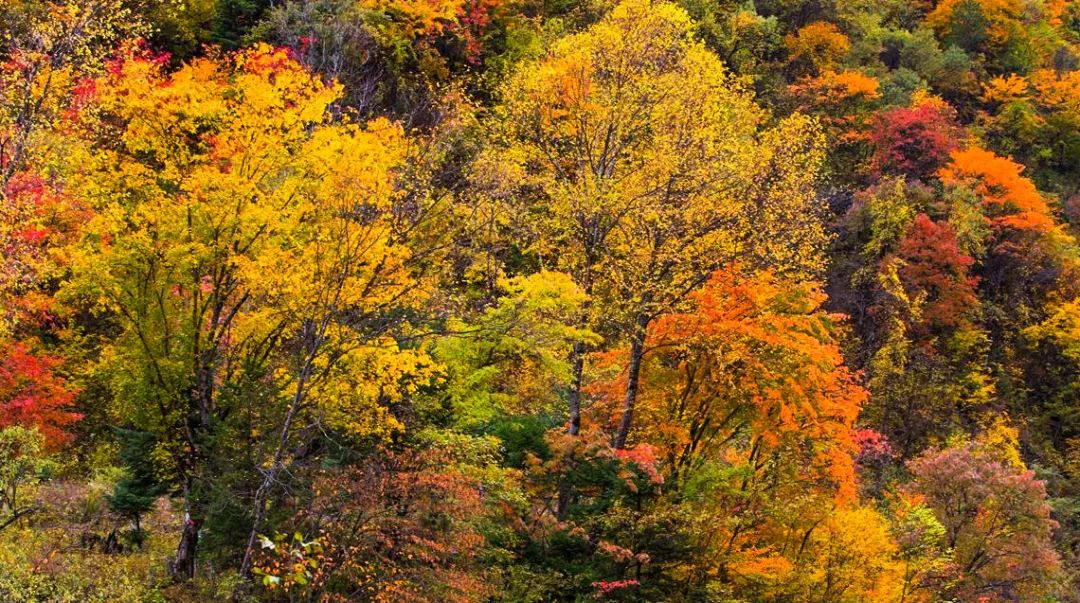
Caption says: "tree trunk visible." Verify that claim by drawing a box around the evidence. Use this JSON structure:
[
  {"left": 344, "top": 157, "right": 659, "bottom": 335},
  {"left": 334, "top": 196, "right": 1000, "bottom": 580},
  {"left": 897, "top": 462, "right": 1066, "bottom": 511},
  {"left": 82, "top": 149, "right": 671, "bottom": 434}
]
[
  {"left": 567, "top": 341, "right": 586, "bottom": 436},
  {"left": 170, "top": 429, "right": 203, "bottom": 581},
  {"left": 236, "top": 379, "right": 308, "bottom": 580},
  {"left": 567, "top": 280, "right": 593, "bottom": 437},
  {"left": 169, "top": 512, "right": 199, "bottom": 580},
  {"left": 557, "top": 328, "right": 590, "bottom": 517},
  {"left": 613, "top": 315, "right": 649, "bottom": 449},
  {"left": 170, "top": 339, "right": 215, "bottom": 581},
  {"left": 237, "top": 318, "right": 323, "bottom": 586}
]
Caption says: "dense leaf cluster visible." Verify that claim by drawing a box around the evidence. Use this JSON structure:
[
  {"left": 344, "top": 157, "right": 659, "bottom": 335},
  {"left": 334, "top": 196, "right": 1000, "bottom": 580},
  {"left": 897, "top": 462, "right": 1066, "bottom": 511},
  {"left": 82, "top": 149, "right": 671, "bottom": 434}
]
[{"left": 2, "top": 0, "right": 1080, "bottom": 601}]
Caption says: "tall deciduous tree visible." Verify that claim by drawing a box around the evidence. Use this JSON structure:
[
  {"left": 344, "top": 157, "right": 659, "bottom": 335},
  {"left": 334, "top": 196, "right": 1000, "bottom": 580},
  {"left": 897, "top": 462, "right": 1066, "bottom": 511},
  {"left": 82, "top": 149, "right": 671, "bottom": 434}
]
[
  {"left": 477, "top": 0, "right": 829, "bottom": 447},
  {"left": 57, "top": 44, "right": 427, "bottom": 580},
  {"left": 894, "top": 213, "right": 980, "bottom": 337},
  {"left": 870, "top": 102, "right": 961, "bottom": 180},
  {"left": 907, "top": 428, "right": 1063, "bottom": 601},
  {"left": 608, "top": 267, "right": 865, "bottom": 498}
]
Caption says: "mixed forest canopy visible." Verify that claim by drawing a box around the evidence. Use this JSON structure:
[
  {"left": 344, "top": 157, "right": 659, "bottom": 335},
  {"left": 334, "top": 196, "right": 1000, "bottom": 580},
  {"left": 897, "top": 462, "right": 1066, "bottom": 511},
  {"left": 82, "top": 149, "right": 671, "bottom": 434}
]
[{"left": 2, "top": 0, "right": 1080, "bottom": 601}]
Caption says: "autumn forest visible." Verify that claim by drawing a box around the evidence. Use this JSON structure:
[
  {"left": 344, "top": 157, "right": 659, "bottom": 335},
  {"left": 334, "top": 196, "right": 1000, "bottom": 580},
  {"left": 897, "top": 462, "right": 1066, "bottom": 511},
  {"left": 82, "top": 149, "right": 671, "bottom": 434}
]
[{"left": 3, "top": 0, "right": 1080, "bottom": 601}]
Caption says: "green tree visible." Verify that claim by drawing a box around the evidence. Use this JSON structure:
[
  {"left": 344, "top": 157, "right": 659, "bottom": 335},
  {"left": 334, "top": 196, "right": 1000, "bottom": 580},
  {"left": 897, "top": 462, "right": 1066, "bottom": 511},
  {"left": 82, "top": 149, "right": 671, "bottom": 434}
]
[
  {"left": 0, "top": 425, "right": 46, "bottom": 532},
  {"left": 106, "top": 427, "right": 165, "bottom": 540}
]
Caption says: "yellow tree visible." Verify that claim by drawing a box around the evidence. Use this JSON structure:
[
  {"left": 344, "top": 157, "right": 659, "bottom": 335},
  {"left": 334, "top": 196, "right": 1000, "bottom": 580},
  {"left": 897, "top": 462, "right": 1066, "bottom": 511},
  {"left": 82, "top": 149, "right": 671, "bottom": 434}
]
[
  {"left": 784, "top": 21, "right": 851, "bottom": 77},
  {"left": 0, "top": 0, "right": 139, "bottom": 335},
  {"left": 57, "top": 44, "right": 430, "bottom": 580},
  {"left": 475, "top": 0, "right": 829, "bottom": 447},
  {"left": 0, "top": 0, "right": 137, "bottom": 186}
]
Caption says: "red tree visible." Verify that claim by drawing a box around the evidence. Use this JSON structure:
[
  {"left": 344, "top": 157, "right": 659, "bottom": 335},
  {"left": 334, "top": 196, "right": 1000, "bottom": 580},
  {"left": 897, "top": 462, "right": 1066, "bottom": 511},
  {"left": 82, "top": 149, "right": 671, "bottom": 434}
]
[
  {"left": 894, "top": 213, "right": 980, "bottom": 335},
  {"left": 0, "top": 342, "right": 81, "bottom": 449},
  {"left": 870, "top": 104, "right": 961, "bottom": 180},
  {"left": 907, "top": 441, "right": 1062, "bottom": 601}
]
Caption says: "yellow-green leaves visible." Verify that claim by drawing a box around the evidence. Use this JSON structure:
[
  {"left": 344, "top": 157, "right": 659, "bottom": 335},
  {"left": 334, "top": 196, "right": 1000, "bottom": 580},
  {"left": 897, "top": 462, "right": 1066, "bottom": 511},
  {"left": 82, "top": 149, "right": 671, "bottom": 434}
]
[
  {"left": 57, "top": 44, "right": 426, "bottom": 454},
  {"left": 482, "top": 0, "right": 829, "bottom": 329},
  {"left": 475, "top": 0, "right": 831, "bottom": 446},
  {"left": 431, "top": 271, "right": 598, "bottom": 427}
]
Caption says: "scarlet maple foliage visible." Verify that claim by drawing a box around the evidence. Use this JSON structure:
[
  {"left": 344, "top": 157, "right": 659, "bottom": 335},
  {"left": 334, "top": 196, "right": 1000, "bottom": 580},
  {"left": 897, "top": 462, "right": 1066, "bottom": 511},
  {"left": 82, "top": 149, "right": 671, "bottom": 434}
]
[
  {"left": 1, "top": 172, "right": 87, "bottom": 330},
  {"left": 852, "top": 428, "right": 894, "bottom": 465},
  {"left": 0, "top": 342, "right": 81, "bottom": 449},
  {"left": 894, "top": 214, "right": 980, "bottom": 335},
  {"left": 870, "top": 104, "right": 961, "bottom": 179}
]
